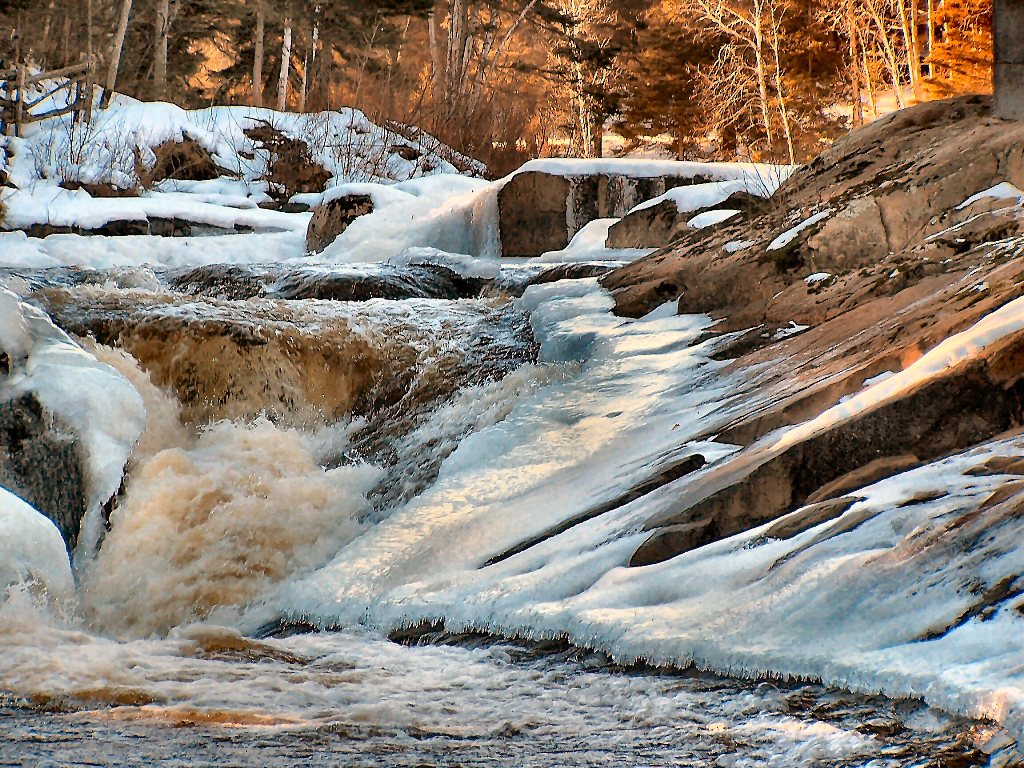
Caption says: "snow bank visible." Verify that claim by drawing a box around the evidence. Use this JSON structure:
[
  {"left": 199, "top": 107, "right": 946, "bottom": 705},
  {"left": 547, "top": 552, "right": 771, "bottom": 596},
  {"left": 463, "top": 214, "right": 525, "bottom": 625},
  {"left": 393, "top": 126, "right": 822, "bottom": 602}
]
[
  {"left": 517, "top": 157, "right": 790, "bottom": 181},
  {"left": 0, "top": 288, "right": 145, "bottom": 559},
  {"left": 0, "top": 488, "right": 73, "bottom": 600}
]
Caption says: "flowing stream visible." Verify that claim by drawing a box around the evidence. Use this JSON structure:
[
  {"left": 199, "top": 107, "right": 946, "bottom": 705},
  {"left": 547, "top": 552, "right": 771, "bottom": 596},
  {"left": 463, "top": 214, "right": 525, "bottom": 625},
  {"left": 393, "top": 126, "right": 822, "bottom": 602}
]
[{"left": 0, "top": 260, "right": 1002, "bottom": 766}]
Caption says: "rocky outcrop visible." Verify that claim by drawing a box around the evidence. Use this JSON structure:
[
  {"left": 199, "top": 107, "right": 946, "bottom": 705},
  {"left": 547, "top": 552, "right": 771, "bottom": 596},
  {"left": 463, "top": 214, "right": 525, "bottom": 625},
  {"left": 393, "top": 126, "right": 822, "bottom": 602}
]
[
  {"left": 605, "top": 190, "right": 764, "bottom": 249},
  {"left": 306, "top": 193, "right": 375, "bottom": 253},
  {"left": 601, "top": 96, "right": 1024, "bottom": 327},
  {"left": 631, "top": 328, "right": 1024, "bottom": 566}
]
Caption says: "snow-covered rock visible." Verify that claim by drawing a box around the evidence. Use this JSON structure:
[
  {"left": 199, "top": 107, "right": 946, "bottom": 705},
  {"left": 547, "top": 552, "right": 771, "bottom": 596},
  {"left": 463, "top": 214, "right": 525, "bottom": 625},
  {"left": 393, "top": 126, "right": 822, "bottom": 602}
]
[{"left": 0, "top": 288, "right": 145, "bottom": 557}]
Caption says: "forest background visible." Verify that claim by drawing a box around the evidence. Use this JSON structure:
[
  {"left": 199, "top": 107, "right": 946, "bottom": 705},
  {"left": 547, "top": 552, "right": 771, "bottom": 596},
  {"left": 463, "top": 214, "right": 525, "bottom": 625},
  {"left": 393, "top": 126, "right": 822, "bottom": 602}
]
[{"left": 0, "top": 0, "right": 993, "bottom": 174}]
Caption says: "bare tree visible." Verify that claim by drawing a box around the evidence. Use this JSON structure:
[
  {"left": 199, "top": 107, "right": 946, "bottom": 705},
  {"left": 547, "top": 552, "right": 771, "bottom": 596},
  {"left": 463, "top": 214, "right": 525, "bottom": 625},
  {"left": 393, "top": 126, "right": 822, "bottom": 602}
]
[
  {"left": 253, "top": 2, "right": 265, "bottom": 106},
  {"left": 153, "top": 0, "right": 170, "bottom": 99},
  {"left": 104, "top": 0, "right": 134, "bottom": 107},
  {"left": 277, "top": 18, "right": 292, "bottom": 111}
]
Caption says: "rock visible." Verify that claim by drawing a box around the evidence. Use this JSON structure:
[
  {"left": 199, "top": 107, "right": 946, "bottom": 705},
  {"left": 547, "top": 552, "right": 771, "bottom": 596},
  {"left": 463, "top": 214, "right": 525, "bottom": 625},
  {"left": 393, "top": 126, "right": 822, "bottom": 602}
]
[
  {"left": 497, "top": 172, "right": 573, "bottom": 258},
  {"left": 0, "top": 393, "right": 88, "bottom": 553},
  {"left": 306, "top": 193, "right": 375, "bottom": 253},
  {"left": 497, "top": 170, "right": 699, "bottom": 257},
  {"left": 629, "top": 517, "right": 716, "bottom": 567},
  {"left": 606, "top": 199, "right": 692, "bottom": 249},
  {"left": 147, "top": 137, "right": 224, "bottom": 183},
  {"left": 527, "top": 263, "right": 618, "bottom": 286},
  {"left": 630, "top": 327, "right": 1024, "bottom": 566},
  {"left": 803, "top": 455, "right": 920, "bottom": 505},
  {"left": 600, "top": 96, "right": 1024, "bottom": 326},
  {"left": 761, "top": 496, "right": 862, "bottom": 541}
]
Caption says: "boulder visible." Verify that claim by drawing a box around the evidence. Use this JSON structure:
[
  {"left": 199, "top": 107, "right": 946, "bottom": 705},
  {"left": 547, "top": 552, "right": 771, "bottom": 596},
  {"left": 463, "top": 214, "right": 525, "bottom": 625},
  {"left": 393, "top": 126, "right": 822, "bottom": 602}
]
[
  {"left": 606, "top": 199, "right": 692, "bottom": 249},
  {"left": 0, "top": 393, "right": 88, "bottom": 553},
  {"left": 496, "top": 170, "right": 692, "bottom": 258},
  {"left": 306, "top": 193, "right": 375, "bottom": 253}
]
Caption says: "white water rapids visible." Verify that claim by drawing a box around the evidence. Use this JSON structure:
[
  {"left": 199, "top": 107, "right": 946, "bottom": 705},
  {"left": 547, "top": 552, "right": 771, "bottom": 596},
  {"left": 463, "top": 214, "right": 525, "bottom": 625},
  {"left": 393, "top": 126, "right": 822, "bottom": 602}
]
[{"left": 0, "top": 256, "right": 1020, "bottom": 765}]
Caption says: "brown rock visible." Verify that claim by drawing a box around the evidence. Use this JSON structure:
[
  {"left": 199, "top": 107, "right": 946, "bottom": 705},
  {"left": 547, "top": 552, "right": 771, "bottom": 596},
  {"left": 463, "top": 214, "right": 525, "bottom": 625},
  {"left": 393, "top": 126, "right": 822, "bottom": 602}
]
[
  {"left": 306, "top": 194, "right": 375, "bottom": 253},
  {"left": 606, "top": 199, "right": 692, "bottom": 249},
  {"left": 804, "top": 454, "right": 920, "bottom": 505},
  {"left": 497, "top": 172, "right": 574, "bottom": 258},
  {"left": 629, "top": 517, "right": 716, "bottom": 567},
  {"left": 762, "top": 496, "right": 862, "bottom": 541}
]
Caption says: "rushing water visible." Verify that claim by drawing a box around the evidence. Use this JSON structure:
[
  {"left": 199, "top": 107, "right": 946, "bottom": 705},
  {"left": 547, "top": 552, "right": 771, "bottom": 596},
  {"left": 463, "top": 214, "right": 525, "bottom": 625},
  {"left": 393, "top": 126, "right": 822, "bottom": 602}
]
[{"left": 0, "top": 261, "right": 1011, "bottom": 766}]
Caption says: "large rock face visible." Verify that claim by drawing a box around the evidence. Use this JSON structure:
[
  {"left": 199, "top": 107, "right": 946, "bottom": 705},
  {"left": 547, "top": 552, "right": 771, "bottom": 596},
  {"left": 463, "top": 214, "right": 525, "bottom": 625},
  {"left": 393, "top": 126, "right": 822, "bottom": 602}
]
[
  {"left": 496, "top": 171, "right": 688, "bottom": 258},
  {"left": 578, "top": 96, "right": 1024, "bottom": 569},
  {"left": 306, "top": 193, "right": 375, "bottom": 253}
]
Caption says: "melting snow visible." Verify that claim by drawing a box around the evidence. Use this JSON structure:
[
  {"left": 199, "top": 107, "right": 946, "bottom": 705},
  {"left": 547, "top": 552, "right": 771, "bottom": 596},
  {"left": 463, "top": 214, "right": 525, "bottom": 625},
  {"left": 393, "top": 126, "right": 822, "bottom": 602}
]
[{"left": 768, "top": 210, "right": 832, "bottom": 251}]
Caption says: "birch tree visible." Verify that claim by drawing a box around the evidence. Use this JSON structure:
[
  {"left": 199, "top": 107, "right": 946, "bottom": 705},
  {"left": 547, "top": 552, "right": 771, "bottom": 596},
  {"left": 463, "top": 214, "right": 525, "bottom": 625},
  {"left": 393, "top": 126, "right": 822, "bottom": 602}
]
[{"left": 277, "top": 18, "right": 292, "bottom": 111}]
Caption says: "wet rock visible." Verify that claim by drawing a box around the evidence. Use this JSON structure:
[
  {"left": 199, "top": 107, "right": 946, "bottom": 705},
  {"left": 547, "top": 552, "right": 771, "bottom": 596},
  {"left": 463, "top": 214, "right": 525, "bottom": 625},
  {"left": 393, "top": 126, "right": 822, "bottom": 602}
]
[
  {"left": 527, "top": 263, "right": 617, "bottom": 286},
  {"left": 306, "top": 193, "right": 375, "bottom": 253},
  {"left": 0, "top": 393, "right": 88, "bottom": 553}
]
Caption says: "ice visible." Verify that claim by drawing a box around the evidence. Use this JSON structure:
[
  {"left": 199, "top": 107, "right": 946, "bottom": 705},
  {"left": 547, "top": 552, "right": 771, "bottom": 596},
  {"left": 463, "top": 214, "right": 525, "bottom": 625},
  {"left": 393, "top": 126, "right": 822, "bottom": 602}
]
[
  {"left": 773, "top": 291, "right": 1024, "bottom": 451},
  {"left": 236, "top": 279, "right": 1024, "bottom": 744},
  {"left": 0, "top": 487, "right": 73, "bottom": 601},
  {"left": 767, "top": 210, "right": 832, "bottom": 251},
  {"left": 0, "top": 288, "right": 145, "bottom": 560}
]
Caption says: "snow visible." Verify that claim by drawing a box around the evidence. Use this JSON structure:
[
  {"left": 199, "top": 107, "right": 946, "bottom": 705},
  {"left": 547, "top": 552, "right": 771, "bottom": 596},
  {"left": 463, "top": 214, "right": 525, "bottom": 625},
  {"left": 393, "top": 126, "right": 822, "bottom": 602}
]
[
  {"left": 532, "top": 219, "right": 653, "bottom": 264},
  {"left": 767, "top": 210, "right": 832, "bottom": 251},
  {"left": 630, "top": 174, "right": 788, "bottom": 216},
  {"left": 687, "top": 209, "right": 739, "bottom": 228},
  {"left": 725, "top": 240, "right": 755, "bottom": 253},
  {"left": 957, "top": 182, "right": 1024, "bottom": 210},
  {"left": 0, "top": 288, "right": 145, "bottom": 560},
  {"left": 773, "top": 291, "right": 1024, "bottom": 452},
  {"left": 804, "top": 272, "right": 832, "bottom": 285},
  {"left": 518, "top": 157, "right": 790, "bottom": 182},
  {"left": 2, "top": 184, "right": 307, "bottom": 232},
  {"left": 772, "top": 321, "right": 810, "bottom": 340},
  {"left": 0, "top": 487, "right": 73, "bottom": 600}
]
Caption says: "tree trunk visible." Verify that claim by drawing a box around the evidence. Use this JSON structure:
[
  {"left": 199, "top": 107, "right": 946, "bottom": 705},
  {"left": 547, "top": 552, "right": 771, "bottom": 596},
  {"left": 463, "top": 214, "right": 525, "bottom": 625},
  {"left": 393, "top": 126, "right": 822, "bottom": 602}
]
[
  {"left": 277, "top": 19, "right": 292, "bottom": 111},
  {"left": 753, "top": 19, "right": 775, "bottom": 146},
  {"left": 153, "top": 0, "right": 170, "bottom": 100},
  {"left": 252, "top": 5, "right": 265, "bottom": 106},
  {"left": 428, "top": 11, "right": 445, "bottom": 97},
  {"left": 926, "top": 0, "right": 935, "bottom": 78},
  {"left": 104, "top": 0, "right": 133, "bottom": 107},
  {"left": 847, "top": 0, "right": 864, "bottom": 126}
]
